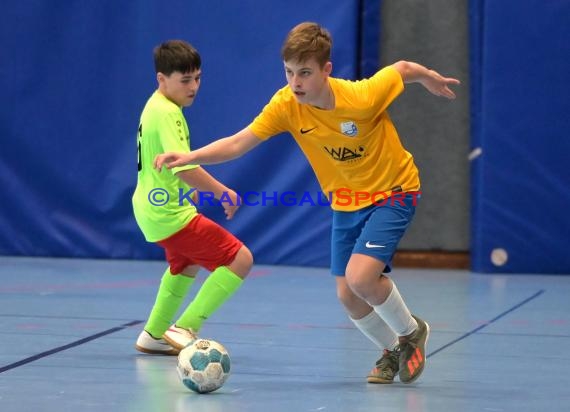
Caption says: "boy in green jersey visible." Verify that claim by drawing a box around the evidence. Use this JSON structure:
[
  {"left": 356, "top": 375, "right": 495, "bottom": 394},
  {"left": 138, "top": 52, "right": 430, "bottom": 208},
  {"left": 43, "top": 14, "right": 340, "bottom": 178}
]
[{"left": 132, "top": 40, "right": 253, "bottom": 354}]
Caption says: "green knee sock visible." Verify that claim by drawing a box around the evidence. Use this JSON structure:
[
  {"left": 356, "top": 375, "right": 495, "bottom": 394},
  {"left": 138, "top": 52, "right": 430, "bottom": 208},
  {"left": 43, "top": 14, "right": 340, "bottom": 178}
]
[
  {"left": 176, "top": 266, "right": 243, "bottom": 332},
  {"left": 145, "top": 268, "right": 195, "bottom": 338}
]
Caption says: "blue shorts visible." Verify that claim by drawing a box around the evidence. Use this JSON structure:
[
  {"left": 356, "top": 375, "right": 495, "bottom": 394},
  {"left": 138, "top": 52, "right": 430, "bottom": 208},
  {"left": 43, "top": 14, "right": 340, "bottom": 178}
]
[{"left": 330, "top": 193, "right": 419, "bottom": 276}]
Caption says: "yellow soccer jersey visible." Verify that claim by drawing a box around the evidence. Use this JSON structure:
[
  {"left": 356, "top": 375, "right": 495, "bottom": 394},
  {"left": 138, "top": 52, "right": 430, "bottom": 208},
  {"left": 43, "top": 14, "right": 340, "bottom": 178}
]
[
  {"left": 132, "top": 91, "right": 199, "bottom": 242},
  {"left": 249, "top": 66, "right": 420, "bottom": 211}
]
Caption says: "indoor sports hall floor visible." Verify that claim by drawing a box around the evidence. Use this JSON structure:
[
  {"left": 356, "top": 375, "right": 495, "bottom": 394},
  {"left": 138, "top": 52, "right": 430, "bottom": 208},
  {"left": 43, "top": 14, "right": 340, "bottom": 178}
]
[{"left": 1, "top": 256, "right": 569, "bottom": 412}]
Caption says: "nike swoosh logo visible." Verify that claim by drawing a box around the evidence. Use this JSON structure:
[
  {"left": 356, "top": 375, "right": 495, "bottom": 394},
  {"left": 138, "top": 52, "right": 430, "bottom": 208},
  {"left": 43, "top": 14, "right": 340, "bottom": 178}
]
[
  {"left": 300, "top": 127, "right": 317, "bottom": 134},
  {"left": 365, "top": 241, "right": 386, "bottom": 248}
]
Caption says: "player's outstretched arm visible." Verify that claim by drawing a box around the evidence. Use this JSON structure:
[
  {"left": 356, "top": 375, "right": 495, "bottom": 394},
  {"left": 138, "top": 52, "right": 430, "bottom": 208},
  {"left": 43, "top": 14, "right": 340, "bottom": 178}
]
[
  {"left": 154, "top": 127, "right": 262, "bottom": 170},
  {"left": 392, "top": 60, "right": 460, "bottom": 99}
]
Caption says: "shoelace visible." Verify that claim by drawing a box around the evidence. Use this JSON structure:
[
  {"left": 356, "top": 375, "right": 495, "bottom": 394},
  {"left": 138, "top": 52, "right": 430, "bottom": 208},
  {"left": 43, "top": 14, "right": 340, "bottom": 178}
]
[
  {"left": 173, "top": 326, "right": 198, "bottom": 340},
  {"left": 185, "top": 329, "right": 198, "bottom": 340},
  {"left": 377, "top": 349, "right": 399, "bottom": 370},
  {"left": 396, "top": 327, "right": 420, "bottom": 352}
]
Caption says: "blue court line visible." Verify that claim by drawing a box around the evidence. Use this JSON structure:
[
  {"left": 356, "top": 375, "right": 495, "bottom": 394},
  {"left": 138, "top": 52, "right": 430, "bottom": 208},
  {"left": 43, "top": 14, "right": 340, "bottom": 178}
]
[
  {"left": 0, "top": 320, "right": 143, "bottom": 374},
  {"left": 427, "top": 289, "right": 545, "bottom": 358}
]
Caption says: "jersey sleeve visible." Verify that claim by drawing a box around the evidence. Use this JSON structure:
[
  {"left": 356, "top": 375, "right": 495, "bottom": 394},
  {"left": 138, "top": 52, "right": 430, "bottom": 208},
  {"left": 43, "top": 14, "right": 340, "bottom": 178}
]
[
  {"left": 248, "top": 89, "right": 290, "bottom": 141},
  {"left": 361, "top": 66, "right": 405, "bottom": 113}
]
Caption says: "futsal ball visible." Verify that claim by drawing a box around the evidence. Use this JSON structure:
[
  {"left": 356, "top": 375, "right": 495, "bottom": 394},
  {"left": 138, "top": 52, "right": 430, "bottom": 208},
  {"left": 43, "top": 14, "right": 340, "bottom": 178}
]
[
  {"left": 491, "top": 248, "right": 508, "bottom": 266},
  {"left": 177, "top": 339, "right": 231, "bottom": 393}
]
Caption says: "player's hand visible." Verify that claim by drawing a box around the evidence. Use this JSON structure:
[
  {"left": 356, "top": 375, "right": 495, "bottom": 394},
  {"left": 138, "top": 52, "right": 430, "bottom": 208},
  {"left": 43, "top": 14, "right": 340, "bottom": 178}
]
[
  {"left": 423, "top": 71, "right": 461, "bottom": 99},
  {"left": 222, "top": 190, "right": 241, "bottom": 220},
  {"left": 154, "top": 152, "right": 190, "bottom": 171}
]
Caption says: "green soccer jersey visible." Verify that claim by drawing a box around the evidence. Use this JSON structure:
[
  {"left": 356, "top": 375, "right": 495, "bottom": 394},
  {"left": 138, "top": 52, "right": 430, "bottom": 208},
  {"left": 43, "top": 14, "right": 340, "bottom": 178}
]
[{"left": 132, "top": 91, "right": 198, "bottom": 242}]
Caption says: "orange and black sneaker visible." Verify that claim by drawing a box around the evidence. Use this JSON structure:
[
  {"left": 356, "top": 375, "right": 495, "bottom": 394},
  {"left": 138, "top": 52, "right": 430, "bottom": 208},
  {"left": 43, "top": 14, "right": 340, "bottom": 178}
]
[
  {"left": 367, "top": 348, "right": 400, "bottom": 384},
  {"left": 398, "top": 315, "right": 430, "bottom": 384}
]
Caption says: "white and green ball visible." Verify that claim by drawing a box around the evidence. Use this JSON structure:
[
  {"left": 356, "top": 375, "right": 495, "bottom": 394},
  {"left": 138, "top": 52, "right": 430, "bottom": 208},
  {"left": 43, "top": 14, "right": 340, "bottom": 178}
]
[{"left": 177, "top": 339, "right": 231, "bottom": 393}]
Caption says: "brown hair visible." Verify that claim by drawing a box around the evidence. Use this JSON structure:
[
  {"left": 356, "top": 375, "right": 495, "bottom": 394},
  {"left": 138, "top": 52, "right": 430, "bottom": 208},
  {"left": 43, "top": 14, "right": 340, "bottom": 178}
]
[
  {"left": 153, "top": 40, "right": 201, "bottom": 75},
  {"left": 281, "top": 22, "right": 332, "bottom": 67}
]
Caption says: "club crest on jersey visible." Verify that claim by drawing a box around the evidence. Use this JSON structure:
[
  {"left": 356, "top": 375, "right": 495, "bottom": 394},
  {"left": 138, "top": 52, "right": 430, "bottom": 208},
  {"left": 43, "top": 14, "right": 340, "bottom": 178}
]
[{"left": 340, "top": 121, "right": 358, "bottom": 137}]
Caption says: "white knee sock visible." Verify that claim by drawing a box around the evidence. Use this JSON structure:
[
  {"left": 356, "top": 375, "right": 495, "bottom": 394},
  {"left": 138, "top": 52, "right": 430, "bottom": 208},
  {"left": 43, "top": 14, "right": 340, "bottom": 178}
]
[
  {"left": 373, "top": 282, "right": 417, "bottom": 337},
  {"left": 351, "top": 310, "right": 398, "bottom": 350}
]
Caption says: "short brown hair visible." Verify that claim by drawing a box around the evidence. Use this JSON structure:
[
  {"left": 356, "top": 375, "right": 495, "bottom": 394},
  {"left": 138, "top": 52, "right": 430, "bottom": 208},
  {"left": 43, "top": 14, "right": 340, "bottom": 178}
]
[
  {"left": 153, "top": 40, "right": 201, "bottom": 75},
  {"left": 281, "top": 22, "right": 332, "bottom": 67}
]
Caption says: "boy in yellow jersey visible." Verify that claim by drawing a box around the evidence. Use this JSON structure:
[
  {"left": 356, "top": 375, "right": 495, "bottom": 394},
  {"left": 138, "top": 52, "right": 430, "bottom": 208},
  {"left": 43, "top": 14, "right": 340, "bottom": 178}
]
[
  {"left": 132, "top": 40, "right": 253, "bottom": 355},
  {"left": 154, "top": 24, "right": 460, "bottom": 383}
]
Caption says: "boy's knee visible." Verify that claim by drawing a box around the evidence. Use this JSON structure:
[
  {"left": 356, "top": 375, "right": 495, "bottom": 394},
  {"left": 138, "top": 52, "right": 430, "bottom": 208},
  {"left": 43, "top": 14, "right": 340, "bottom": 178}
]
[
  {"left": 345, "top": 268, "right": 380, "bottom": 300},
  {"left": 345, "top": 271, "right": 366, "bottom": 295},
  {"left": 239, "top": 245, "right": 254, "bottom": 269},
  {"left": 336, "top": 278, "right": 355, "bottom": 304},
  {"left": 229, "top": 245, "right": 254, "bottom": 278}
]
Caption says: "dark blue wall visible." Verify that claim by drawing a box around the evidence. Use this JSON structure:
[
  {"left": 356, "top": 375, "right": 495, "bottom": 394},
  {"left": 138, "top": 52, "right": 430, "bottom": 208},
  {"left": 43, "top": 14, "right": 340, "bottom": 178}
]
[
  {"left": 2, "top": 0, "right": 569, "bottom": 273},
  {"left": 469, "top": 0, "right": 570, "bottom": 273},
  {"left": 0, "top": 1, "right": 360, "bottom": 266}
]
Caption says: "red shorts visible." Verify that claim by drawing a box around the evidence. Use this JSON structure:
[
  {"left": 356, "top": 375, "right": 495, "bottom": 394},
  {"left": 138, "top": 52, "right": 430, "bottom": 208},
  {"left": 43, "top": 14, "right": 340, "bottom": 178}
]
[{"left": 157, "top": 214, "right": 243, "bottom": 274}]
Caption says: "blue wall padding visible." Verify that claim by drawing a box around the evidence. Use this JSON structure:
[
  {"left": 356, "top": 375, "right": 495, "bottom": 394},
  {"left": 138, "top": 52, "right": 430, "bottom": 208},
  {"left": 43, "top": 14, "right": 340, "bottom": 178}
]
[
  {"left": 0, "top": 0, "right": 359, "bottom": 267},
  {"left": 358, "top": 0, "right": 381, "bottom": 78},
  {"left": 469, "top": 0, "right": 570, "bottom": 273}
]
